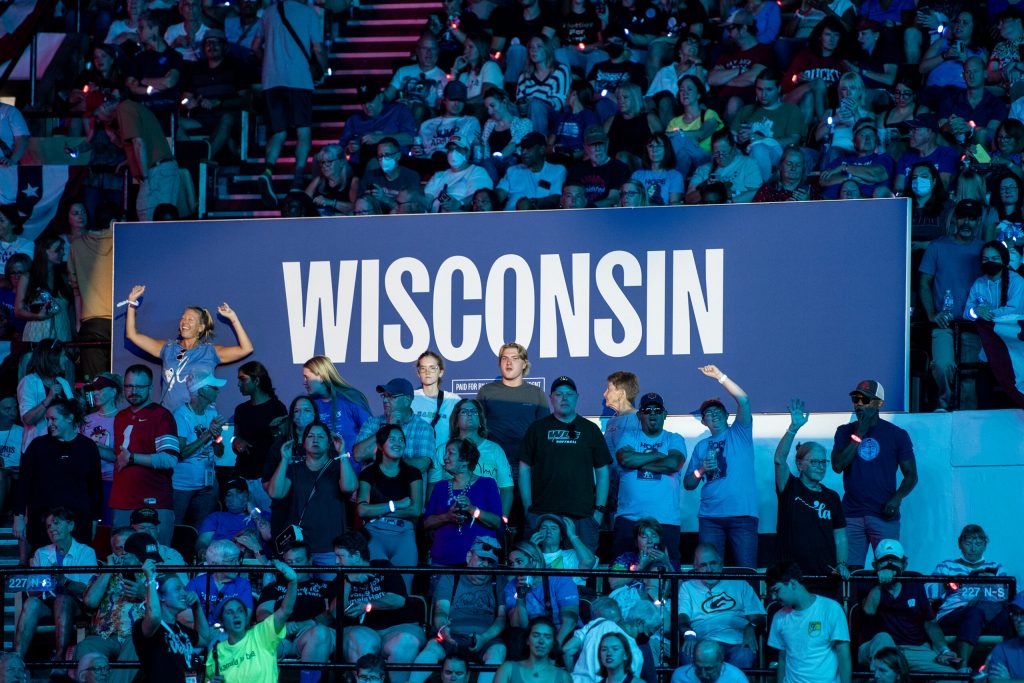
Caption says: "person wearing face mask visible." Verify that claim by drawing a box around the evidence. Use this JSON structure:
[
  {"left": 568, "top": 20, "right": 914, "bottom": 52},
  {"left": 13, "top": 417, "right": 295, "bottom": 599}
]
[
  {"left": 357, "top": 138, "right": 422, "bottom": 214},
  {"left": 964, "top": 241, "right": 1024, "bottom": 322},
  {"left": 831, "top": 381, "right": 917, "bottom": 568},
  {"left": 424, "top": 140, "right": 494, "bottom": 212},
  {"left": 773, "top": 399, "right": 849, "bottom": 588},
  {"left": 856, "top": 540, "right": 959, "bottom": 674}
]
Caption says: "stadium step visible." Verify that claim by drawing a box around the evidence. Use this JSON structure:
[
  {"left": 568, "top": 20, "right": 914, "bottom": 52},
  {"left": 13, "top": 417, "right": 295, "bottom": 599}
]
[{"left": 208, "top": 0, "right": 440, "bottom": 217}]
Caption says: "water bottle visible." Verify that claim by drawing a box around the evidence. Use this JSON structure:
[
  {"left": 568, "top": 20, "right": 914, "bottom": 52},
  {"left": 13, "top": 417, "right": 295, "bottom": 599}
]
[{"left": 942, "top": 290, "right": 954, "bottom": 322}]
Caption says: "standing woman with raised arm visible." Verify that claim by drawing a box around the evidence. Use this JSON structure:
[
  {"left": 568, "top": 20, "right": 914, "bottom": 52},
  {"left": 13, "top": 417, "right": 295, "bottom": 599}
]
[
  {"left": 124, "top": 284, "right": 254, "bottom": 412},
  {"left": 773, "top": 398, "right": 849, "bottom": 586}
]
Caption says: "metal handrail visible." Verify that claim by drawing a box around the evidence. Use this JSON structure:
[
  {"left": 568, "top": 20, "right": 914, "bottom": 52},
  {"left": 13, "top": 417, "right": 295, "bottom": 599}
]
[{"left": 3, "top": 561, "right": 1014, "bottom": 679}]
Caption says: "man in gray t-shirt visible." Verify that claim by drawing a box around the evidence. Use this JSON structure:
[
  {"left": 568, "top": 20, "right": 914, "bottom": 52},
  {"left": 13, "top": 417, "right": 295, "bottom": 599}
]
[{"left": 256, "top": 0, "right": 326, "bottom": 206}]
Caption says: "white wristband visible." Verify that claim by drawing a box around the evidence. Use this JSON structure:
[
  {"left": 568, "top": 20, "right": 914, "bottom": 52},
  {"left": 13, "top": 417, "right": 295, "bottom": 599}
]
[
  {"left": 717, "top": 374, "right": 729, "bottom": 384},
  {"left": 388, "top": 500, "right": 396, "bottom": 513}
]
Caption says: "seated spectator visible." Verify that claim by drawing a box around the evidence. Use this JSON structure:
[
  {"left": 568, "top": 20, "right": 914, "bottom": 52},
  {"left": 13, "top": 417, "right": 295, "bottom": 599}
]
[
  {"left": 708, "top": 10, "right": 774, "bottom": 121},
  {"left": 267, "top": 421, "right": 358, "bottom": 571},
  {"left": 551, "top": 79, "right": 600, "bottom": 165},
  {"left": 125, "top": 13, "right": 185, "bottom": 119},
  {"left": 75, "top": 528, "right": 150, "bottom": 683},
  {"left": 359, "top": 138, "right": 424, "bottom": 213},
  {"left": 206, "top": 560, "right": 298, "bottom": 683},
  {"left": 481, "top": 88, "right": 535, "bottom": 168},
  {"left": 429, "top": 399, "right": 514, "bottom": 517},
  {"left": 894, "top": 114, "right": 959, "bottom": 192},
  {"left": 985, "top": 594, "right": 1024, "bottom": 681},
  {"left": 68, "top": 45, "right": 126, "bottom": 133},
  {"left": 671, "top": 639, "right": 749, "bottom": 683},
  {"left": 919, "top": 201, "right": 985, "bottom": 411},
  {"left": 635, "top": 0, "right": 708, "bottom": 83},
  {"left": 356, "top": 424, "right": 423, "bottom": 582},
  {"left": 424, "top": 141, "right": 495, "bottom": 212},
  {"left": 173, "top": 370, "right": 228, "bottom": 529},
  {"left": 474, "top": 188, "right": 503, "bottom": 211},
  {"left": 334, "top": 530, "right": 426, "bottom": 681},
  {"left": 606, "top": 83, "right": 663, "bottom": 169},
  {"left": 766, "top": 561, "right": 851, "bottom": 683},
  {"left": 411, "top": 537, "right": 507, "bottom": 683},
  {"left": 647, "top": 34, "right": 708, "bottom": 125},
  {"left": 610, "top": 518, "right": 673, "bottom": 590},
  {"left": 568, "top": 125, "right": 631, "bottom": 206},
  {"left": 450, "top": 33, "right": 504, "bottom": 108},
  {"left": 939, "top": 57, "right": 1007, "bottom": 148},
  {"left": 666, "top": 76, "right": 722, "bottom": 179},
  {"left": 848, "top": 20, "right": 897, "bottom": 107},
  {"left": 177, "top": 29, "right": 249, "bottom": 160},
  {"left": 876, "top": 76, "right": 929, "bottom": 162},
  {"left": 567, "top": 598, "right": 652, "bottom": 683},
  {"left": 964, "top": 242, "right": 1024, "bottom": 340},
  {"left": 165, "top": 0, "right": 215, "bottom": 62},
  {"left": 856, "top": 539, "right": 959, "bottom": 674},
  {"left": 870, "top": 648, "right": 911, "bottom": 683},
  {"left": 678, "top": 544, "right": 765, "bottom": 668},
  {"left": 197, "top": 477, "right": 270, "bottom": 554},
  {"left": 992, "top": 173, "right": 1024, "bottom": 231},
  {"left": 517, "top": 35, "right": 572, "bottom": 137},
  {"left": 256, "top": 542, "right": 334, "bottom": 677},
  {"left": 929, "top": 524, "right": 1011, "bottom": 667},
  {"left": 505, "top": 541, "right": 580, "bottom": 655},
  {"left": 386, "top": 33, "right": 447, "bottom": 124},
  {"left": 186, "top": 539, "right": 253, "bottom": 628},
  {"left": 553, "top": 0, "right": 606, "bottom": 76},
  {"left": 497, "top": 131, "right": 566, "bottom": 209},
  {"left": 699, "top": 181, "right": 730, "bottom": 204},
  {"left": 783, "top": 17, "right": 849, "bottom": 126},
  {"left": 77, "top": 652, "right": 113, "bottom": 683},
  {"left": 493, "top": 616, "right": 572, "bottom": 683},
  {"left": 920, "top": 10, "right": 985, "bottom": 101},
  {"left": 686, "top": 130, "right": 763, "bottom": 204},
  {"left": 413, "top": 81, "right": 482, "bottom": 176},
  {"left": 619, "top": 179, "right": 648, "bottom": 207},
  {"left": 15, "top": 507, "right": 98, "bottom": 662},
  {"left": 133, "top": 559, "right": 213, "bottom": 682},
  {"left": 819, "top": 119, "right": 893, "bottom": 199},
  {"left": 753, "top": 145, "right": 817, "bottom": 202},
  {"left": 630, "top": 133, "right": 683, "bottom": 204},
  {"left": 394, "top": 187, "right": 430, "bottom": 214},
  {"left": 734, "top": 69, "right": 806, "bottom": 179},
  {"left": 771, "top": 400, "right": 849, "bottom": 583},
  {"left": 486, "top": 0, "right": 558, "bottom": 87},
  {"left": 128, "top": 507, "right": 188, "bottom": 579},
  {"left": 837, "top": 178, "right": 863, "bottom": 199},
  {"left": 341, "top": 85, "right": 417, "bottom": 171},
  {"left": 987, "top": 120, "right": 1024, "bottom": 180},
  {"left": 588, "top": 29, "right": 648, "bottom": 123},
  {"left": 987, "top": 9, "right": 1024, "bottom": 102},
  {"left": 224, "top": 0, "right": 262, "bottom": 62},
  {"left": 560, "top": 181, "right": 589, "bottom": 209},
  {"left": 906, "top": 162, "right": 953, "bottom": 251},
  {"left": 530, "top": 514, "right": 596, "bottom": 587},
  {"left": 423, "top": 438, "right": 502, "bottom": 566},
  {"left": 813, "top": 72, "right": 872, "bottom": 160},
  {"left": 304, "top": 145, "right": 355, "bottom": 216}
]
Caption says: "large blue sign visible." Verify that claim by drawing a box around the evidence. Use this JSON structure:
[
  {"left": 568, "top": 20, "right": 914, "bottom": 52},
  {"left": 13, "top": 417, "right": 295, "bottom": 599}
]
[{"left": 113, "top": 200, "right": 910, "bottom": 414}]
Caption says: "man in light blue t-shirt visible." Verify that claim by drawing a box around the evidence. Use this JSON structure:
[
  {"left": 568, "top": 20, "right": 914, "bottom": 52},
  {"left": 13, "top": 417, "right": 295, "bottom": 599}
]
[{"left": 682, "top": 366, "right": 757, "bottom": 568}]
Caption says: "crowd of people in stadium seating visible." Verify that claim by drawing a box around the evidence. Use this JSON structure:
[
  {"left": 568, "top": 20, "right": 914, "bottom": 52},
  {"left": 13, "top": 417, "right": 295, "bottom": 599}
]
[
  {"left": 0, "top": 332, "right": 1020, "bottom": 682},
  {"left": 2, "top": 0, "right": 1024, "bottom": 678}
]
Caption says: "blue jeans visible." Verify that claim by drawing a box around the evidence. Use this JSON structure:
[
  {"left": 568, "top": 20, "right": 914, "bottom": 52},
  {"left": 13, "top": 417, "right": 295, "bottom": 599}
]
[
  {"left": 697, "top": 516, "right": 758, "bottom": 568},
  {"left": 846, "top": 515, "right": 901, "bottom": 567}
]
